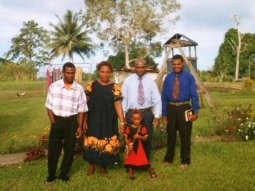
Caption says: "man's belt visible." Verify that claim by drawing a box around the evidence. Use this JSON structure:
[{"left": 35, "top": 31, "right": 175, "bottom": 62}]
[
  {"left": 54, "top": 114, "right": 78, "bottom": 120},
  {"left": 128, "top": 107, "right": 152, "bottom": 112},
  {"left": 168, "top": 101, "right": 190, "bottom": 106}
]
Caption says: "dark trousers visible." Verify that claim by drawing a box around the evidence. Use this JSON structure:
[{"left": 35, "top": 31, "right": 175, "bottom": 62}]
[
  {"left": 164, "top": 104, "right": 192, "bottom": 164},
  {"left": 48, "top": 115, "right": 78, "bottom": 178},
  {"left": 126, "top": 110, "right": 154, "bottom": 161}
]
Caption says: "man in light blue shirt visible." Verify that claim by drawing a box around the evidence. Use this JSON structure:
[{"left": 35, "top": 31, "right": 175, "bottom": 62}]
[{"left": 122, "top": 58, "right": 162, "bottom": 160}]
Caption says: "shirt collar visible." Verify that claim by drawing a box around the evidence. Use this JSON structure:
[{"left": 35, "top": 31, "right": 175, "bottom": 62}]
[
  {"left": 60, "top": 79, "right": 76, "bottom": 90},
  {"left": 173, "top": 69, "right": 184, "bottom": 75},
  {"left": 135, "top": 73, "right": 146, "bottom": 80}
]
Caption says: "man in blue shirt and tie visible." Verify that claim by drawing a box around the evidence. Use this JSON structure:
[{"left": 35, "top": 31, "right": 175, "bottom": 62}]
[
  {"left": 162, "top": 54, "right": 199, "bottom": 169},
  {"left": 122, "top": 58, "right": 162, "bottom": 161}
]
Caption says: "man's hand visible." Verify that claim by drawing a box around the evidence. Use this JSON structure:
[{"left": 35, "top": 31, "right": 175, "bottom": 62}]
[
  {"left": 76, "top": 127, "right": 82, "bottom": 139},
  {"left": 162, "top": 116, "right": 168, "bottom": 125},
  {"left": 188, "top": 114, "right": 198, "bottom": 122},
  {"left": 83, "top": 121, "right": 87, "bottom": 134},
  {"left": 153, "top": 118, "right": 160, "bottom": 128}
]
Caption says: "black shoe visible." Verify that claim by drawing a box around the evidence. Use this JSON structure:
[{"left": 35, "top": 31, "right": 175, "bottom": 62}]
[
  {"left": 58, "top": 175, "right": 70, "bottom": 182},
  {"left": 46, "top": 176, "right": 56, "bottom": 182}
]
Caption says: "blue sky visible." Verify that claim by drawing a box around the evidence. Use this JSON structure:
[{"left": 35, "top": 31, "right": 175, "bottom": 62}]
[{"left": 0, "top": 0, "right": 254, "bottom": 71}]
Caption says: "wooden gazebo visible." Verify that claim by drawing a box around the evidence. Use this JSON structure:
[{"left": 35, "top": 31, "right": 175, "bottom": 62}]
[{"left": 164, "top": 33, "right": 198, "bottom": 72}]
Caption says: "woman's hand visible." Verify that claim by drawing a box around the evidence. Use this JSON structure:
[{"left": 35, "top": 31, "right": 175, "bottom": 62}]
[
  {"left": 128, "top": 143, "right": 133, "bottom": 150},
  {"left": 118, "top": 123, "right": 125, "bottom": 135}
]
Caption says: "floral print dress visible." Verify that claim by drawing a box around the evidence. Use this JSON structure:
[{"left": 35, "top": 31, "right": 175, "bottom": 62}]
[{"left": 83, "top": 80, "right": 122, "bottom": 166}]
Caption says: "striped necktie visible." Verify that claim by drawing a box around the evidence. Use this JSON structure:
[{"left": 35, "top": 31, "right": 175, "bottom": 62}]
[
  {"left": 172, "top": 74, "right": 179, "bottom": 100},
  {"left": 137, "top": 77, "right": 145, "bottom": 105}
]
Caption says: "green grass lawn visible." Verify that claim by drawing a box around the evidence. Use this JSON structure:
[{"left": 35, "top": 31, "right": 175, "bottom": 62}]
[
  {"left": 0, "top": 141, "right": 255, "bottom": 191},
  {"left": 0, "top": 81, "right": 255, "bottom": 190},
  {"left": 0, "top": 81, "right": 49, "bottom": 154},
  {"left": 0, "top": 81, "right": 255, "bottom": 154}
]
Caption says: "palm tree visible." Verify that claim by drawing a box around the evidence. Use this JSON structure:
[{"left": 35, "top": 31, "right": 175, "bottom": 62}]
[{"left": 48, "top": 10, "right": 94, "bottom": 61}]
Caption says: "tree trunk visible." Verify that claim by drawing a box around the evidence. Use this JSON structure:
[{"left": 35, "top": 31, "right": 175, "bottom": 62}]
[
  {"left": 124, "top": 44, "right": 130, "bottom": 68},
  {"left": 235, "top": 29, "right": 241, "bottom": 81}
]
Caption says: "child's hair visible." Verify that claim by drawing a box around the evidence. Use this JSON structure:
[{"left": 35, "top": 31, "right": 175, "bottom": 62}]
[{"left": 130, "top": 109, "right": 142, "bottom": 118}]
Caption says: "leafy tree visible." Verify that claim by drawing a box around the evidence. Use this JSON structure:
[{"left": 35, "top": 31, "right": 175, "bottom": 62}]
[
  {"left": 108, "top": 42, "right": 161, "bottom": 69},
  {"left": 5, "top": 20, "right": 50, "bottom": 66},
  {"left": 83, "top": 0, "right": 180, "bottom": 68},
  {"left": 214, "top": 28, "right": 255, "bottom": 80},
  {"left": 48, "top": 10, "right": 94, "bottom": 61}
]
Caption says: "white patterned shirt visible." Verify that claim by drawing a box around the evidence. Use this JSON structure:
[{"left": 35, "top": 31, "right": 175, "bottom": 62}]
[
  {"left": 45, "top": 79, "right": 88, "bottom": 117},
  {"left": 122, "top": 74, "right": 162, "bottom": 118}
]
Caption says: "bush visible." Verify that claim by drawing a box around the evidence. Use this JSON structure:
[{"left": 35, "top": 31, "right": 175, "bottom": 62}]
[
  {"left": 237, "top": 118, "right": 255, "bottom": 141},
  {"left": 243, "top": 77, "right": 254, "bottom": 90},
  {"left": 152, "top": 124, "right": 167, "bottom": 149},
  {"left": 219, "top": 104, "right": 255, "bottom": 141},
  {"left": 24, "top": 128, "right": 49, "bottom": 162},
  {"left": 0, "top": 62, "right": 37, "bottom": 81}
]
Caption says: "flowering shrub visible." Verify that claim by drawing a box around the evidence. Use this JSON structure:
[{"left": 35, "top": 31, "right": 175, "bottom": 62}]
[
  {"left": 237, "top": 118, "right": 255, "bottom": 141},
  {"left": 220, "top": 104, "right": 255, "bottom": 141},
  {"left": 24, "top": 127, "right": 50, "bottom": 162}
]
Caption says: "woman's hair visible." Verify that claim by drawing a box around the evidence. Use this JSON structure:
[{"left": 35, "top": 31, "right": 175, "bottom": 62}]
[
  {"left": 96, "top": 61, "right": 113, "bottom": 72},
  {"left": 130, "top": 109, "right": 142, "bottom": 118}
]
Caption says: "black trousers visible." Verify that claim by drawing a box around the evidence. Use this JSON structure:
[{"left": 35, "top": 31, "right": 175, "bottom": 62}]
[
  {"left": 48, "top": 115, "right": 78, "bottom": 178},
  {"left": 164, "top": 104, "right": 192, "bottom": 164},
  {"left": 126, "top": 110, "right": 154, "bottom": 161}
]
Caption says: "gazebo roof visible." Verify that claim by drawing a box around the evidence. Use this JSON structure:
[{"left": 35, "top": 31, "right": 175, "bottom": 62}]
[{"left": 164, "top": 33, "right": 198, "bottom": 47}]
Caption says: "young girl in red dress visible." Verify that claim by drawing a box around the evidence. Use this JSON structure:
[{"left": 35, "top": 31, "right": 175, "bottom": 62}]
[{"left": 124, "top": 110, "right": 157, "bottom": 180}]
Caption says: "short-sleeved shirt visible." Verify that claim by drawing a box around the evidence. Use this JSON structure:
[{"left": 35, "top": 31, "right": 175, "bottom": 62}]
[{"left": 45, "top": 79, "right": 88, "bottom": 117}]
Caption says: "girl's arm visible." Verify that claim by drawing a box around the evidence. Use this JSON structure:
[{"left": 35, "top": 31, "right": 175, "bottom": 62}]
[
  {"left": 134, "top": 134, "right": 148, "bottom": 141},
  {"left": 134, "top": 127, "right": 148, "bottom": 141},
  {"left": 124, "top": 133, "right": 133, "bottom": 150}
]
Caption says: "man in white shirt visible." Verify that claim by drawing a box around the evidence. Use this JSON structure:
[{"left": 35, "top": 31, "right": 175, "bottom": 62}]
[
  {"left": 45, "top": 62, "right": 88, "bottom": 182},
  {"left": 122, "top": 58, "right": 162, "bottom": 161}
]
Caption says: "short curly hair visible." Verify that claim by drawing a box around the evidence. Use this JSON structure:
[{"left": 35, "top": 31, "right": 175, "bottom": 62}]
[{"left": 96, "top": 61, "right": 113, "bottom": 72}]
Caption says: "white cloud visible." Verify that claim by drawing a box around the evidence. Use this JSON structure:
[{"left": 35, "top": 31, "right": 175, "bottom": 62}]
[{"left": 0, "top": 0, "right": 254, "bottom": 71}]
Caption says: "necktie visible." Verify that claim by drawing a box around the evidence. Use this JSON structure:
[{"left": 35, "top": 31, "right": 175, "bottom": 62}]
[
  {"left": 172, "top": 74, "right": 179, "bottom": 100},
  {"left": 137, "top": 77, "right": 145, "bottom": 105}
]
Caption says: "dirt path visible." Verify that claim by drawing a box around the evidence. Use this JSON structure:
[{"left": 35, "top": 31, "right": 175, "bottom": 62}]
[
  {"left": 0, "top": 153, "right": 26, "bottom": 168},
  {"left": 0, "top": 136, "right": 223, "bottom": 168}
]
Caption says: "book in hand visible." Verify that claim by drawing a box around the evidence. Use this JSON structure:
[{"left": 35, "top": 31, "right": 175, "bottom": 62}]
[{"left": 185, "top": 109, "right": 193, "bottom": 122}]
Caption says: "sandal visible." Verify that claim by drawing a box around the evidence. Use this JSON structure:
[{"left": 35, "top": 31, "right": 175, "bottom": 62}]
[
  {"left": 130, "top": 176, "right": 135, "bottom": 181},
  {"left": 150, "top": 173, "right": 157, "bottom": 179},
  {"left": 149, "top": 168, "right": 157, "bottom": 179}
]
